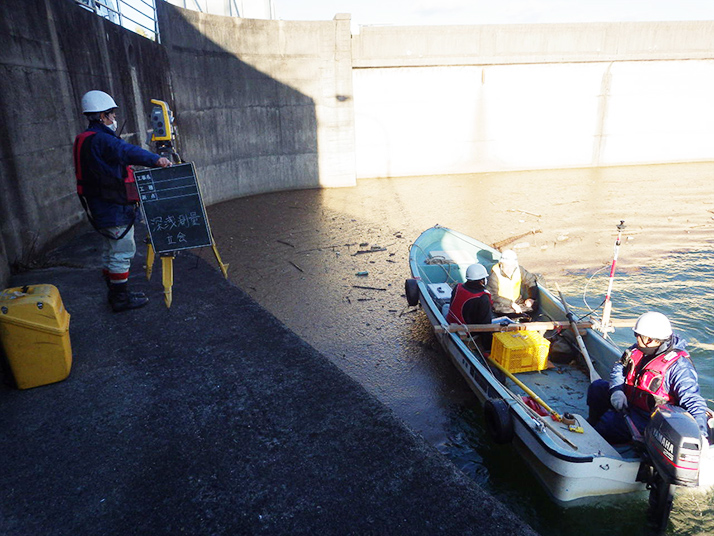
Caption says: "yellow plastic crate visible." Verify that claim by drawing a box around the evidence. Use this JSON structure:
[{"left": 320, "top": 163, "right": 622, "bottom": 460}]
[
  {"left": 0, "top": 284, "right": 72, "bottom": 389},
  {"left": 492, "top": 331, "right": 550, "bottom": 373}
]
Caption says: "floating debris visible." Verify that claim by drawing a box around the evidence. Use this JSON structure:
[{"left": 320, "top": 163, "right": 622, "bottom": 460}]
[
  {"left": 507, "top": 208, "right": 542, "bottom": 218},
  {"left": 352, "top": 285, "right": 387, "bottom": 291},
  {"left": 352, "top": 248, "right": 387, "bottom": 256},
  {"left": 492, "top": 229, "right": 542, "bottom": 250}
]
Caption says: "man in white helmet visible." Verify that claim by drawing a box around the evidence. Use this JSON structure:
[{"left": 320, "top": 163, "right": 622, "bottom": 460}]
[
  {"left": 587, "top": 311, "right": 710, "bottom": 445},
  {"left": 486, "top": 249, "right": 539, "bottom": 321},
  {"left": 74, "top": 90, "right": 171, "bottom": 312},
  {"left": 446, "top": 263, "right": 493, "bottom": 349}
]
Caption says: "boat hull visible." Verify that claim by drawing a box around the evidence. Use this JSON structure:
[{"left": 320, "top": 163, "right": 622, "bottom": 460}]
[{"left": 408, "top": 225, "right": 646, "bottom": 502}]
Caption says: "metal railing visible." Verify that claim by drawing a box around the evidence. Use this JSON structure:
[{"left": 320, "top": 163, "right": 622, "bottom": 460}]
[{"left": 74, "top": 0, "right": 160, "bottom": 42}]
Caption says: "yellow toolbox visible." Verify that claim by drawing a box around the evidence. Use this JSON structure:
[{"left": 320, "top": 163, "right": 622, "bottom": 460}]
[
  {"left": 0, "top": 284, "right": 72, "bottom": 389},
  {"left": 492, "top": 331, "right": 550, "bottom": 373}
]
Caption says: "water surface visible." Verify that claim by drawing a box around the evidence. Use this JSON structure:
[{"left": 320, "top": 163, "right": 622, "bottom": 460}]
[{"left": 202, "top": 163, "right": 714, "bottom": 535}]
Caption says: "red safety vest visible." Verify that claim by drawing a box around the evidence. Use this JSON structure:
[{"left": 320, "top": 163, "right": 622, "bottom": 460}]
[
  {"left": 446, "top": 284, "right": 491, "bottom": 324},
  {"left": 623, "top": 347, "right": 687, "bottom": 412},
  {"left": 73, "top": 131, "right": 139, "bottom": 204}
]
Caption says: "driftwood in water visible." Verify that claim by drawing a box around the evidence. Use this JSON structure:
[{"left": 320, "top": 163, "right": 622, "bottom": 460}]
[{"left": 491, "top": 229, "right": 542, "bottom": 251}]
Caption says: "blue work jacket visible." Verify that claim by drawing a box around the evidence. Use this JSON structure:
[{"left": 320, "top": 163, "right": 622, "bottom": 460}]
[{"left": 79, "top": 122, "right": 160, "bottom": 229}]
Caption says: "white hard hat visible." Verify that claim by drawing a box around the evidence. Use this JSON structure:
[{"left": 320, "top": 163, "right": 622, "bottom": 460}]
[
  {"left": 465, "top": 263, "right": 488, "bottom": 281},
  {"left": 81, "top": 90, "right": 118, "bottom": 114},
  {"left": 633, "top": 312, "right": 673, "bottom": 340},
  {"left": 500, "top": 250, "right": 518, "bottom": 263}
]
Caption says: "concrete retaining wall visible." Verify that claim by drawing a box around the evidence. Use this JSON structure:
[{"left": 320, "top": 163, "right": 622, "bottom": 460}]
[
  {"left": 2, "top": 4, "right": 714, "bottom": 285},
  {"left": 157, "top": 4, "right": 356, "bottom": 205},
  {"left": 0, "top": 0, "right": 356, "bottom": 286},
  {"left": 352, "top": 23, "right": 714, "bottom": 178},
  {"left": 0, "top": 0, "right": 171, "bottom": 287}
]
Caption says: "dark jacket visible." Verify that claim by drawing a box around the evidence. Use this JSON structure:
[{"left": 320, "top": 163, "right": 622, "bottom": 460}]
[
  {"left": 77, "top": 122, "right": 160, "bottom": 229},
  {"left": 447, "top": 280, "right": 492, "bottom": 325}
]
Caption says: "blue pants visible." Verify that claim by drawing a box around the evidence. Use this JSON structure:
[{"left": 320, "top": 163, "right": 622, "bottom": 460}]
[{"left": 587, "top": 379, "right": 649, "bottom": 444}]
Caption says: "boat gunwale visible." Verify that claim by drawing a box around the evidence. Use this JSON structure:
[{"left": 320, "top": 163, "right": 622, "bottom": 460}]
[{"left": 407, "top": 226, "right": 644, "bottom": 471}]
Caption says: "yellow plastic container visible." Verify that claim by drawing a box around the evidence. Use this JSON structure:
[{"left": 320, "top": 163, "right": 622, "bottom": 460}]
[
  {"left": 0, "top": 284, "right": 72, "bottom": 389},
  {"left": 492, "top": 331, "right": 550, "bottom": 373}
]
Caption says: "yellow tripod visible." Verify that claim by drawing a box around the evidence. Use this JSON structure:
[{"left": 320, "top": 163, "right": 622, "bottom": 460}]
[
  {"left": 146, "top": 241, "right": 228, "bottom": 308},
  {"left": 143, "top": 99, "right": 228, "bottom": 308}
]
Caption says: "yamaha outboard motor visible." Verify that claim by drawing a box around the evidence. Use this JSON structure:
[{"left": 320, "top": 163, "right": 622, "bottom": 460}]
[
  {"left": 645, "top": 405, "right": 702, "bottom": 487},
  {"left": 637, "top": 405, "right": 705, "bottom": 532}
]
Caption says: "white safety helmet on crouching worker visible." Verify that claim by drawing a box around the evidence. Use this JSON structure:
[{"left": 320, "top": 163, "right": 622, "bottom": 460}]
[
  {"left": 81, "top": 90, "right": 118, "bottom": 114},
  {"left": 465, "top": 263, "right": 488, "bottom": 281},
  {"left": 500, "top": 249, "right": 518, "bottom": 264},
  {"left": 499, "top": 249, "right": 519, "bottom": 275},
  {"left": 633, "top": 311, "right": 673, "bottom": 341}
]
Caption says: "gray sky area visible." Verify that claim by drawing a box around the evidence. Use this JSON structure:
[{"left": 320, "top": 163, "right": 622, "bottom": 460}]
[{"left": 272, "top": 0, "right": 714, "bottom": 27}]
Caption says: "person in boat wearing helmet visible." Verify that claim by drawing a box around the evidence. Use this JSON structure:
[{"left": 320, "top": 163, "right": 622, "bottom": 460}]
[
  {"left": 587, "top": 311, "right": 710, "bottom": 445},
  {"left": 486, "top": 249, "right": 539, "bottom": 321},
  {"left": 74, "top": 90, "right": 171, "bottom": 312},
  {"left": 446, "top": 263, "right": 493, "bottom": 349}
]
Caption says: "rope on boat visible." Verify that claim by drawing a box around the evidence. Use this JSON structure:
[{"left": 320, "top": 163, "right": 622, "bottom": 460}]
[{"left": 409, "top": 243, "right": 461, "bottom": 286}]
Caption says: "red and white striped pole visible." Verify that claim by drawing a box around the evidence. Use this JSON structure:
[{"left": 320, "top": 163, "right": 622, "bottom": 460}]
[{"left": 601, "top": 220, "right": 626, "bottom": 332}]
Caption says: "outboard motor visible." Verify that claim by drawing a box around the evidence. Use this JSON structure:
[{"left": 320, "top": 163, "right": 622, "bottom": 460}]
[
  {"left": 644, "top": 405, "right": 702, "bottom": 487},
  {"left": 633, "top": 405, "right": 706, "bottom": 532}
]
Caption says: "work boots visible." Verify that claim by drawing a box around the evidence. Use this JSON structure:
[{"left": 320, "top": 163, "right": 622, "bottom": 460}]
[{"left": 108, "top": 282, "right": 149, "bottom": 312}]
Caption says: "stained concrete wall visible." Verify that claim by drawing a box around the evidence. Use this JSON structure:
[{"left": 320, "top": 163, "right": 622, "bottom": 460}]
[
  {"left": 157, "top": 4, "right": 356, "bottom": 205},
  {"left": 352, "top": 23, "right": 714, "bottom": 178},
  {"left": 0, "top": 0, "right": 355, "bottom": 286},
  {"left": 0, "top": 0, "right": 172, "bottom": 287},
  {"left": 2, "top": 5, "right": 714, "bottom": 286}
]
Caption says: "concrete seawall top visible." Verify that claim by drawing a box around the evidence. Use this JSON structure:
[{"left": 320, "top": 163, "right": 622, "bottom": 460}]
[{"left": 353, "top": 21, "right": 714, "bottom": 67}]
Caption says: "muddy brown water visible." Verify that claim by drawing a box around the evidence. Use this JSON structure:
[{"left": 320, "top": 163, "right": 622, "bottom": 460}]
[{"left": 198, "top": 163, "right": 714, "bottom": 535}]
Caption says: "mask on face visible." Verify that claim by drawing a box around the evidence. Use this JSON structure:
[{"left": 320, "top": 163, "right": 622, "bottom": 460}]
[
  {"left": 108, "top": 119, "right": 118, "bottom": 132},
  {"left": 637, "top": 342, "right": 660, "bottom": 356},
  {"left": 500, "top": 261, "right": 518, "bottom": 277}
]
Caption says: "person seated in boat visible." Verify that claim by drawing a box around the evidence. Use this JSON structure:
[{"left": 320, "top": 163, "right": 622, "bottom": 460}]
[
  {"left": 485, "top": 249, "right": 539, "bottom": 321},
  {"left": 446, "top": 263, "right": 493, "bottom": 349},
  {"left": 586, "top": 311, "right": 710, "bottom": 446}
]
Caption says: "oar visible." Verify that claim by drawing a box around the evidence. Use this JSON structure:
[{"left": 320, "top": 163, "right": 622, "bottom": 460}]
[
  {"left": 555, "top": 282, "right": 601, "bottom": 383},
  {"left": 485, "top": 354, "right": 562, "bottom": 422},
  {"left": 500, "top": 383, "right": 579, "bottom": 450}
]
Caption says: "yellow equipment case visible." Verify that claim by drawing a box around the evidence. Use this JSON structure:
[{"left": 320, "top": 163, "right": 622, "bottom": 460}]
[
  {"left": 492, "top": 330, "right": 550, "bottom": 374},
  {"left": 0, "top": 284, "right": 72, "bottom": 389}
]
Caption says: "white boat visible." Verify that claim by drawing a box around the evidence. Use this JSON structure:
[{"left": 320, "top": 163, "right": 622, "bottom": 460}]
[{"left": 405, "top": 225, "right": 709, "bottom": 527}]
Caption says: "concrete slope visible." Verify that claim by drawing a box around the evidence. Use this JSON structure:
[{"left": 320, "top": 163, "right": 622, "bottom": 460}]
[{"left": 0, "top": 226, "right": 536, "bottom": 536}]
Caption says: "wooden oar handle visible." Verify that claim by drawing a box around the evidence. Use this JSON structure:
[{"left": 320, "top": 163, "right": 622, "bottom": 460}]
[{"left": 435, "top": 320, "right": 593, "bottom": 333}]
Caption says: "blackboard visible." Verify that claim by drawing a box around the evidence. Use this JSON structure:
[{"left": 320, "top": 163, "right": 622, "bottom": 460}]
[{"left": 134, "top": 162, "right": 213, "bottom": 254}]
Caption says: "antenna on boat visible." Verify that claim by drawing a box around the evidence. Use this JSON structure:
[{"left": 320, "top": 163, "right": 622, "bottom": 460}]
[{"left": 600, "top": 220, "right": 626, "bottom": 333}]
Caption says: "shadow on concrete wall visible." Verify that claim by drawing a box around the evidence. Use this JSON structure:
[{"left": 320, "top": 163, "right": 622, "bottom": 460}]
[
  {"left": 0, "top": 0, "right": 321, "bottom": 286},
  {"left": 158, "top": 2, "right": 320, "bottom": 206},
  {"left": 0, "top": 0, "right": 172, "bottom": 286}
]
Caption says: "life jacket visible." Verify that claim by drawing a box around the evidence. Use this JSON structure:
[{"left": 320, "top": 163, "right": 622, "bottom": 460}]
[
  {"left": 493, "top": 265, "right": 522, "bottom": 302},
  {"left": 622, "top": 347, "right": 688, "bottom": 412},
  {"left": 446, "top": 284, "right": 491, "bottom": 324},
  {"left": 73, "top": 130, "right": 139, "bottom": 205}
]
